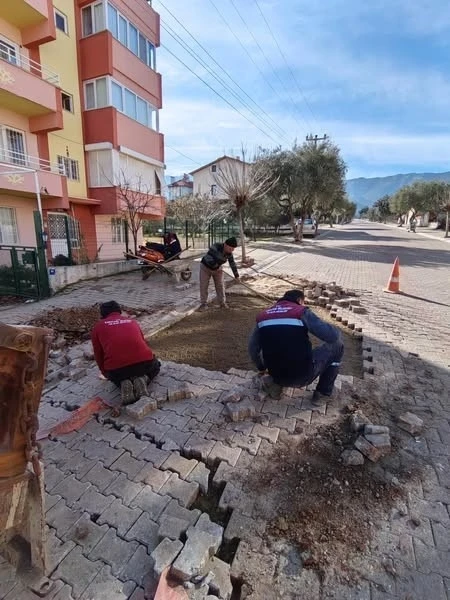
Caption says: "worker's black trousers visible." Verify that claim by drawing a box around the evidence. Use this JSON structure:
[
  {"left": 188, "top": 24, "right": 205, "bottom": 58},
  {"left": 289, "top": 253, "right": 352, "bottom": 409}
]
[{"left": 107, "top": 357, "right": 161, "bottom": 388}]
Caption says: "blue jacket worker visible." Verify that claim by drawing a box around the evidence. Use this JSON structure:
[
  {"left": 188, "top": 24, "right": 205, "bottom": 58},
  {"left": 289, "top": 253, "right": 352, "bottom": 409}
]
[
  {"left": 199, "top": 237, "right": 239, "bottom": 309},
  {"left": 248, "top": 289, "right": 344, "bottom": 404}
]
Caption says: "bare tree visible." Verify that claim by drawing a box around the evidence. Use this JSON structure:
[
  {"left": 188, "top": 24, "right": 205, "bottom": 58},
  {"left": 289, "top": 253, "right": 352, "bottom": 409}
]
[
  {"left": 115, "top": 170, "right": 158, "bottom": 254},
  {"left": 166, "top": 193, "right": 229, "bottom": 247},
  {"left": 214, "top": 150, "right": 276, "bottom": 262}
]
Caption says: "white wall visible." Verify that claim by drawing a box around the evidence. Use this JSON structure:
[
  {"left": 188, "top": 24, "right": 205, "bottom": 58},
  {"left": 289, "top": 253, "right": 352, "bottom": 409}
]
[{"left": 192, "top": 157, "right": 247, "bottom": 200}]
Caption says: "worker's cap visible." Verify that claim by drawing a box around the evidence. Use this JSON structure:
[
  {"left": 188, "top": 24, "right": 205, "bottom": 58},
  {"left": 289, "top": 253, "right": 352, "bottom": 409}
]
[{"left": 225, "top": 237, "right": 238, "bottom": 248}]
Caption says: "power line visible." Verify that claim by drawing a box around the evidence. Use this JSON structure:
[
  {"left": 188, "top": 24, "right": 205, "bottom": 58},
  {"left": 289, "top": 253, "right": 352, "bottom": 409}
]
[
  {"left": 228, "top": 0, "right": 311, "bottom": 130},
  {"left": 253, "top": 0, "right": 319, "bottom": 126},
  {"left": 165, "top": 145, "right": 201, "bottom": 165},
  {"left": 160, "top": 41, "right": 280, "bottom": 144},
  {"left": 208, "top": 0, "right": 296, "bottom": 139},
  {"left": 157, "top": 0, "right": 288, "bottom": 141},
  {"left": 161, "top": 20, "right": 288, "bottom": 143}
]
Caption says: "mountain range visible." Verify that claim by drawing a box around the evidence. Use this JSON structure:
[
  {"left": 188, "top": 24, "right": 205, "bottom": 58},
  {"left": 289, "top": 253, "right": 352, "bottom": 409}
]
[{"left": 346, "top": 171, "right": 450, "bottom": 210}]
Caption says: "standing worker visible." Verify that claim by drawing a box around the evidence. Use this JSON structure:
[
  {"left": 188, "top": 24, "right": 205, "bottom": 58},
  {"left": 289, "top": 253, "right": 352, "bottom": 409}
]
[
  {"left": 199, "top": 237, "right": 240, "bottom": 309},
  {"left": 248, "top": 289, "right": 344, "bottom": 404},
  {"left": 91, "top": 301, "right": 161, "bottom": 406}
]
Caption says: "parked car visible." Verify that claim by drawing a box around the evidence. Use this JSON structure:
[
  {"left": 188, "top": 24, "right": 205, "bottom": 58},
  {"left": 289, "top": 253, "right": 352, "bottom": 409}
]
[{"left": 297, "top": 218, "right": 318, "bottom": 237}]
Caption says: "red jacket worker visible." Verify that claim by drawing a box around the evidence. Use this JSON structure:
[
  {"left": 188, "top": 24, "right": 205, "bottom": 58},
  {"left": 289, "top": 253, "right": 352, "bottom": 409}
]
[{"left": 91, "top": 301, "right": 160, "bottom": 405}]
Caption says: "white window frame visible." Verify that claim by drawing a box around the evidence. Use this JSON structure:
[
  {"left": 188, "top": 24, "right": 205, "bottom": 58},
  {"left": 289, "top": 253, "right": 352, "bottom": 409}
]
[
  {"left": 111, "top": 217, "right": 124, "bottom": 243},
  {"left": 0, "top": 36, "right": 19, "bottom": 66},
  {"left": 210, "top": 184, "right": 217, "bottom": 196},
  {"left": 57, "top": 155, "right": 80, "bottom": 181},
  {"left": 0, "top": 207, "right": 19, "bottom": 245},
  {"left": 105, "top": 1, "right": 156, "bottom": 70},
  {"left": 61, "top": 91, "right": 74, "bottom": 112},
  {"left": 67, "top": 215, "right": 81, "bottom": 249},
  {"left": 211, "top": 164, "right": 217, "bottom": 173},
  {"left": 54, "top": 9, "right": 68, "bottom": 34},
  {"left": 84, "top": 77, "right": 108, "bottom": 110},
  {"left": 84, "top": 76, "right": 159, "bottom": 131},
  {"left": 81, "top": 1, "right": 106, "bottom": 37},
  {"left": 0, "top": 126, "right": 27, "bottom": 166}
]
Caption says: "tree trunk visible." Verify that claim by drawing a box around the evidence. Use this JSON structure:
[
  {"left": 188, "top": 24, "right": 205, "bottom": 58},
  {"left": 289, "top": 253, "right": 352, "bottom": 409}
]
[
  {"left": 445, "top": 209, "right": 449, "bottom": 238},
  {"left": 238, "top": 208, "right": 246, "bottom": 262},
  {"left": 290, "top": 209, "right": 300, "bottom": 242}
]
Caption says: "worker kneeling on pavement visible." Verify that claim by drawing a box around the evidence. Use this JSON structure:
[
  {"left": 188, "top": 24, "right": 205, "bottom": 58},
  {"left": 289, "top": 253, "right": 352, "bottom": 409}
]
[
  {"left": 199, "top": 236, "right": 239, "bottom": 310},
  {"left": 91, "top": 301, "right": 161, "bottom": 405},
  {"left": 248, "top": 289, "right": 344, "bottom": 404}
]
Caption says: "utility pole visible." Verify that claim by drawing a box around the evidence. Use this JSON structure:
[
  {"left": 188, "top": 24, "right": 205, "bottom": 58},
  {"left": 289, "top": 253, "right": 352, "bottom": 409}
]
[{"left": 306, "top": 133, "right": 328, "bottom": 147}]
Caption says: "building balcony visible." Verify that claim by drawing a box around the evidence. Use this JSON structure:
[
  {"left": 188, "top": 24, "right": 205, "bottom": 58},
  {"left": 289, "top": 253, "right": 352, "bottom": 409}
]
[
  {"left": 79, "top": 31, "right": 162, "bottom": 108},
  {"left": 83, "top": 107, "right": 164, "bottom": 163},
  {"left": 0, "top": 44, "right": 62, "bottom": 133},
  {"left": 0, "top": 1, "right": 56, "bottom": 47},
  {"left": 0, "top": 147, "right": 67, "bottom": 203}
]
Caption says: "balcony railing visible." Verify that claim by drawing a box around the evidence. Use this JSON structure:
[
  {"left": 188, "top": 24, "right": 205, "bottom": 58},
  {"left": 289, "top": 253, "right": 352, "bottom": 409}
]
[
  {"left": 0, "top": 41, "right": 60, "bottom": 86},
  {"left": 0, "top": 146, "right": 61, "bottom": 174}
]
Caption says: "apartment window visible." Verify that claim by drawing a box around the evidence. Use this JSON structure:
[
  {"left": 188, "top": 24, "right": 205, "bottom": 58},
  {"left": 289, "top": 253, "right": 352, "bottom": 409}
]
[
  {"left": 124, "top": 89, "right": 137, "bottom": 120},
  {"left": 55, "top": 10, "right": 68, "bottom": 34},
  {"left": 105, "top": 2, "right": 156, "bottom": 70},
  {"left": 129, "top": 24, "right": 138, "bottom": 54},
  {"left": 136, "top": 97, "right": 148, "bottom": 125},
  {"left": 82, "top": 2, "right": 105, "bottom": 36},
  {"left": 0, "top": 127, "right": 26, "bottom": 166},
  {"left": 111, "top": 217, "right": 124, "bottom": 243},
  {"left": 111, "top": 81, "right": 123, "bottom": 111},
  {"left": 0, "top": 207, "right": 19, "bottom": 244},
  {"left": 155, "top": 172, "right": 161, "bottom": 195},
  {"left": 107, "top": 3, "right": 118, "bottom": 37},
  {"left": 118, "top": 14, "right": 127, "bottom": 45},
  {"left": 0, "top": 38, "right": 18, "bottom": 65},
  {"left": 210, "top": 184, "right": 217, "bottom": 196},
  {"left": 57, "top": 156, "right": 80, "bottom": 181},
  {"left": 68, "top": 216, "right": 81, "bottom": 249},
  {"left": 84, "top": 77, "right": 107, "bottom": 109},
  {"left": 84, "top": 77, "right": 158, "bottom": 130},
  {"left": 211, "top": 164, "right": 217, "bottom": 173},
  {"left": 61, "top": 92, "right": 74, "bottom": 112}
]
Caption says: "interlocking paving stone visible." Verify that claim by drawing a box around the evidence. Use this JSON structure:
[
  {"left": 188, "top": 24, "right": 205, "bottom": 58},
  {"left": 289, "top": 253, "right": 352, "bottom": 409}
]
[
  {"left": 79, "top": 565, "right": 130, "bottom": 600},
  {"left": 75, "top": 488, "right": 115, "bottom": 515},
  {"left": 118, "top": 545, "right": 152, "bottom": 586},
  {"left": 110, "top": 451, "right": 145, "bottom": 480},
  {"left": 47, "top": 499, "right": 84, "bottom": 537},
  {"left": 158, "top": 499, "right": 201, "bottom": 527},
  {"left": 89, "top": 528, "right": 138, "bottom": 576},
  {"left": 63, "top": 512, "right": 109, "bottom": 554},
  {"left": 161, "top": 452, "right": 198, "bottom": 479},
  {"left": 104, "top": 473, "right": 144, "bottom": 506},
  {"left": 80, "top": 462, "right": 120, "bottom": 492},
  {"left": 134, "top": 463, "right": 171, "bottom": 492},
  {"left": 115, "top": 433, "right": 149, "bottom": 458},
  {"left": 131, "top": 487, "right": 171, "bottom": 521},
  {"left": 159, "top": 473, "right": 199, "bottom": 508},
  {"left": 97, "top": 498, "right": 142, "bottom": 536},
  {"left": 137, "top": 443, "right": 171, "bottom": 467},
  {"left": 186, "top": 462, "right": 210, "bottom": 495},
  {"left": 208, "top": 441, "right": 242, "bottom": 466},
  {"left": 150, "top": 538, "right": 184, "bottom": 577},
  {"left": 53, "top": 546, "right": 102, "bottom": 599},
  {"left": 125, "top": 512, "right": 160, "bottom": 551}
]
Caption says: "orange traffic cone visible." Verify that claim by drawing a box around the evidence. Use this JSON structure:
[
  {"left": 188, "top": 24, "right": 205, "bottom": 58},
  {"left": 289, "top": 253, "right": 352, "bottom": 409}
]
[{"left": 385, "top": 257, "right": 400, "bottom": 293}]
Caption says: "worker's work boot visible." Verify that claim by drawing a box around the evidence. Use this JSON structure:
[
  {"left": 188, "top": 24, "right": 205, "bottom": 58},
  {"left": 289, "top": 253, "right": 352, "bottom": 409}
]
[
  {"left": 260, "top": 374, "right": 282, "bottom": 399},
  {"left": 198, "top": 303, "right": 208, "bottom": 312},
  {"left": 133, "top": 376, "right": 148, "bottom": 400},
  {"left": 220, "top": 302, "right": 229, "bottom": 309},
  {"left": 311, "top": 389, "right": 332, "bottom": 407},
  {"left": 120, "top": 379, "right": 135, "bottom": 405}
]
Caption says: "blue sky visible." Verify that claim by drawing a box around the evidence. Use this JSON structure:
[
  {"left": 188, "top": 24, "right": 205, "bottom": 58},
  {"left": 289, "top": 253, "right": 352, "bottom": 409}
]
[{"left": 155, "top": 0, "right": 450, "bottom": 179}]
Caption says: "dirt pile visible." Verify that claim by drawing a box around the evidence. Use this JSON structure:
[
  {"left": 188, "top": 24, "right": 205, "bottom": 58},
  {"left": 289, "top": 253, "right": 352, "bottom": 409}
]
[{"left": 29, "top": 304, "right": 155, "bottom": 346}]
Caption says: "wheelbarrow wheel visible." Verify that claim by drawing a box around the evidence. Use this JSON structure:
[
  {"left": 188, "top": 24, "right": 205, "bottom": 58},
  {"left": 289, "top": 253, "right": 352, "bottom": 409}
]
[{"left": 181, "top": 268, "right": 192, "bottom": 281}]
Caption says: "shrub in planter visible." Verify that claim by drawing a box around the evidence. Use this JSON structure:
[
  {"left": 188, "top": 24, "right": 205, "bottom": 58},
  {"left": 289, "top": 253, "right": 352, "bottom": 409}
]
[{"left": 52, "top": 254, "right": 76, "bottom": 266}]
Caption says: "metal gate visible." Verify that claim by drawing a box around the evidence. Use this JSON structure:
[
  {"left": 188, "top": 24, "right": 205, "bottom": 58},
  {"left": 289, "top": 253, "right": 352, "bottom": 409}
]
[
  {"left": 0, "top": 246, "right": 43, "bottom": 299},
  {"left": 0, "top": 212, "right": 50, "bottom": 300}
]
